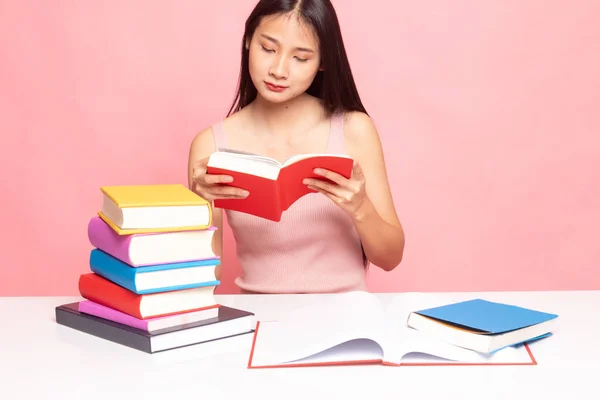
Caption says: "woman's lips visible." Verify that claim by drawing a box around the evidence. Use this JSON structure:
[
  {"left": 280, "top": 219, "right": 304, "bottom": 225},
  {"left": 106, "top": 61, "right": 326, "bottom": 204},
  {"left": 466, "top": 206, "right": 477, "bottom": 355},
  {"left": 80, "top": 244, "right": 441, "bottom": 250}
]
[{"left": 265, "top": 82, "right": 288, "bottom": 92}]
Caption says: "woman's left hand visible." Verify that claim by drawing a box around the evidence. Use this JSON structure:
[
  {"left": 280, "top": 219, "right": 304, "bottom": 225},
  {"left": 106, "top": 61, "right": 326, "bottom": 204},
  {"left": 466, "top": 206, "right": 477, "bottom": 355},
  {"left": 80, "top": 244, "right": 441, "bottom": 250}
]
[{"left": 303, "top": 161, "right": 371, "bottom": 219}]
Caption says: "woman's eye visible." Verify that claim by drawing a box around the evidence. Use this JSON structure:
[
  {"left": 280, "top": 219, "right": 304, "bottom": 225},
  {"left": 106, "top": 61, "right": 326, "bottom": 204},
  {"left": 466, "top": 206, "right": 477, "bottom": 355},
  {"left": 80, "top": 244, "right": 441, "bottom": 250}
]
[
  {"left": 295, "top": 57, "right": 308, "bottom": 62},
  {"left": 261, "top": 45, "right": 274, "bottom": 53}
]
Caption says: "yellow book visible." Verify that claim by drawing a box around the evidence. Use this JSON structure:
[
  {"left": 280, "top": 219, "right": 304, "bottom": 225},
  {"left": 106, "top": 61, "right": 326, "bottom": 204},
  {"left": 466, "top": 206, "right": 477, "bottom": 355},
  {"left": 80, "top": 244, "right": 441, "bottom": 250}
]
[{"left": 98, "top": 184, "right": 212, "bottom": 235}]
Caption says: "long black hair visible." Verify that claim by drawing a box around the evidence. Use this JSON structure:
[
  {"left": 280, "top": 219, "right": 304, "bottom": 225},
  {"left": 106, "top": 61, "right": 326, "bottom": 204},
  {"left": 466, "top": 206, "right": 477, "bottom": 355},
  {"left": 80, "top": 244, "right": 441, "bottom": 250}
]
[{"left": 227, "top": 0, "right": 368, "bottom": 118}]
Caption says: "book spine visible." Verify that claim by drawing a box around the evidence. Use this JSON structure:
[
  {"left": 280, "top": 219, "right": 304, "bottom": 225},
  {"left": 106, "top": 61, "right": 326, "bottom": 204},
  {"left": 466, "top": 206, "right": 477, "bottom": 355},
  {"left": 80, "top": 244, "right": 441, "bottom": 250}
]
[
  {"left": 78, "top": 273, "right": 144, "bottom": 319},
  {"left": 275, "top": 178, "right": 283, "bottom": 216},
  {"left": 56, "top": 307, "right": 152, "bottom": 353},
  {"left": 89, "top": 249, "right": 138, "bottom": 293},
  {"left": 88, "top": 216, "right": 134, "bottom": 265},
  {"left": 78, "top": 300, "right": 149, "bottom": 331}
]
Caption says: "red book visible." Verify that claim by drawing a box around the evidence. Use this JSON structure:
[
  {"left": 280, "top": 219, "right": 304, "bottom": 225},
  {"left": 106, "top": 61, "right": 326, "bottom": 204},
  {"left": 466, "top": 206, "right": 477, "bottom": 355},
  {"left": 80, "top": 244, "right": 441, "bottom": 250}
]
[
  {"left": 206, "top": 149, "right": 353, "bottom": 221},
  {"left": 78, "top": 273, "right": 218, "bottom": 319}
]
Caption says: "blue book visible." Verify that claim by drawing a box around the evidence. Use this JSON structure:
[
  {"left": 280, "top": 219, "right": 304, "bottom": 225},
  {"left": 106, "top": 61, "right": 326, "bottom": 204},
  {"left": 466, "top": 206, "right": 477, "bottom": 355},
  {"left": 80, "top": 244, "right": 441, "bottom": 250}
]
[
  {"left": 89, "top": 249, "right": 220, "bottom": 294},
  {"left": 407, "top": 299, "right": 558, "bottom": 354}
]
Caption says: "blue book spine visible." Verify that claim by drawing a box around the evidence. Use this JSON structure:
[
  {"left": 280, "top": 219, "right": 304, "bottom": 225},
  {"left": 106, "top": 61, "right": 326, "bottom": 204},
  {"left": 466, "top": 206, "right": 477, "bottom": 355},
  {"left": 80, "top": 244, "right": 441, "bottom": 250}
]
[{"left": 89, "top": 249, "right": 220, "bottom": 294}]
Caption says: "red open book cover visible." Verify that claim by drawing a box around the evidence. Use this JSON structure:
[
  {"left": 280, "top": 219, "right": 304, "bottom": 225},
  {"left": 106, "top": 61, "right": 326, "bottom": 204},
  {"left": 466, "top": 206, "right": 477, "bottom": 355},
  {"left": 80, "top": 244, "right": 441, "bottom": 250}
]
[
  {"left": 206, "top": 149, "right": 353, "bottom": 221},
  {"left": 246, "top": 292, "right": 540, "bottom": 368}
]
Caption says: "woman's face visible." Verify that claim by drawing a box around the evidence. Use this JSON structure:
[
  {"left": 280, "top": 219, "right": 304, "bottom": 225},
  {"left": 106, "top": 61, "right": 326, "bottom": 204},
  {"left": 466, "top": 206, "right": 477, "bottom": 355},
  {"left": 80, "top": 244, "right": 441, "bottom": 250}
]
[{"left": 247, "top": 13, "right": 321, "bottom": 104}]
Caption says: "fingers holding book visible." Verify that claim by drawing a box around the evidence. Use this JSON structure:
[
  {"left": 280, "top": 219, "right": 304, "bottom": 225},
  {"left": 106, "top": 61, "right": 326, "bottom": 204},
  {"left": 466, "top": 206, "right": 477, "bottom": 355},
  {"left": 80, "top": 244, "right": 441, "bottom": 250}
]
[
  {"left": 302, "top": 160, "right": 369, "bottom": 218},
  {"left": 192, "top": 157, "right": 249, "bottom": 201}
]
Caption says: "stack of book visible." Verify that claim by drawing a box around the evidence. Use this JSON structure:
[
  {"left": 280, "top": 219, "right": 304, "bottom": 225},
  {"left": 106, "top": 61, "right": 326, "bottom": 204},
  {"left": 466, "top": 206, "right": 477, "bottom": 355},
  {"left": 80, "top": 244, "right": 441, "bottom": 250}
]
[{"left": 55, "top": 184, "right": 256, "bottom": 354}]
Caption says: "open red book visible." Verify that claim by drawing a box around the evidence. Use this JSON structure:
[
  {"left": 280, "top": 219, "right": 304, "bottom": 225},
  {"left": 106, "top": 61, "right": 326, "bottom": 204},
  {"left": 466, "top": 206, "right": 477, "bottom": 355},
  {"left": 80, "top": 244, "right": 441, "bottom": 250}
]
[
  {"left": 206, "top": 149, "right": 353, "bottom": 221},
  {"left": 247, "top": 292, "right": 539, "bottom": 368}
]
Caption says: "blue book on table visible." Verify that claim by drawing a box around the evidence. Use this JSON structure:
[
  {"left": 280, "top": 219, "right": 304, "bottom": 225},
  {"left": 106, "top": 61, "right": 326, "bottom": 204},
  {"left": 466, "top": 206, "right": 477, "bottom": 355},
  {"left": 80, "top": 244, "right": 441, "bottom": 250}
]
[{"left": 407, "top": 299, "right": 558, "bottom": 354}]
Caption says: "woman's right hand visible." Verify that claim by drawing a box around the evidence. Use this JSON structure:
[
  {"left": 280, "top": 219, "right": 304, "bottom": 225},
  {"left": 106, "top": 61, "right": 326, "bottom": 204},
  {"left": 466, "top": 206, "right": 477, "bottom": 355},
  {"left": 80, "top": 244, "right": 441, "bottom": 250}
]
[{"left": 191, "top": 156, "right": 249, "bottom": 201}]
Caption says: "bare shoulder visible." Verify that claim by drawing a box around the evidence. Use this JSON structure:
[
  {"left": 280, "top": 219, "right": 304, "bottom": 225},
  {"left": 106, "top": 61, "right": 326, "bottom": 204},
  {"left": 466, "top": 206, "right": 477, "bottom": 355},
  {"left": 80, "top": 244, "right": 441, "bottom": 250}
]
[
  {"left": 341, "top": 111, "right": 383, "bottom": 159},
  {"left": 344, "top": 110, "right": 378, "bottom": 134},
  {"left": 190, "top": 125, "right": 217, "bottom": 155},
  {"left": 190, "top": 109, "right": 247, "bottom": 154},
  {"left": 223, "top": 108, "right": 249, "bottom": 129},
  {"left": 223, "top": 107, "right": 252, "bottom": 138}
]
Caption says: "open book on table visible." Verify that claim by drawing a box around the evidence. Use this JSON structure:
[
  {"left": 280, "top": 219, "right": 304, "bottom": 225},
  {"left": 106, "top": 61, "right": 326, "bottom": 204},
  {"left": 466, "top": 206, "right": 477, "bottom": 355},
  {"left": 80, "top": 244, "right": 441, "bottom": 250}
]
[
  {"left": 248, "top": 291, "right": 544, "bottom": 368},
  {"left": 206, "top": 148, "right": 353, "bottom": 221}
]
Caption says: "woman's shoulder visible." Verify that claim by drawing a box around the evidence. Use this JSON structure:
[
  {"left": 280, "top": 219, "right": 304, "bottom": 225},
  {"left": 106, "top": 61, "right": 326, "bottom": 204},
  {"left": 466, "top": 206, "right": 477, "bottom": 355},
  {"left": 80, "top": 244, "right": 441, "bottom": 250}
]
[
  {"left": 340, "top": 111, "right": 381, "bottom": 150},
  {"left": 221, "top": 108, "right": 249, "bottom": 132},
  {"left": 192, "top": 109, "right": 248, "bottom": 147},
  {"left": 325, "top": 110, "right": 383, "bottom": 165},
  {"left": 339, "top": 111, "right": 386, "bottom": 180}
]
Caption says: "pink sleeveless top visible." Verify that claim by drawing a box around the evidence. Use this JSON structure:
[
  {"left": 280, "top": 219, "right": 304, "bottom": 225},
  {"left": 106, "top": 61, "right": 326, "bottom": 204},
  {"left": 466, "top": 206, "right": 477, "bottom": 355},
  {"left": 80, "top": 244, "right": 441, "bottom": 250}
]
[{"left": 211, "top": 113, "right": 367, "bottom": 294}]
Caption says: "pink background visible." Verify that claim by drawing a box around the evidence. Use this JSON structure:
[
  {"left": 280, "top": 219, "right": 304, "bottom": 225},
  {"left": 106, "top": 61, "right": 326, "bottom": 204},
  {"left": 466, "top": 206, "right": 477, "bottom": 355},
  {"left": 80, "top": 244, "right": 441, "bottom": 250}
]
[{"left": 1, "top": 0, "right": 599, "bottom": 296}]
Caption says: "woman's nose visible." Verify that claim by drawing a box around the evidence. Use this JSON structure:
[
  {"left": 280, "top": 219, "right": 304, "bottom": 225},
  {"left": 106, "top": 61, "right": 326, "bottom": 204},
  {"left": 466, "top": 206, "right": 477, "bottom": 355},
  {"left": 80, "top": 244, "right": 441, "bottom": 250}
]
[{"left": 269, "top": 55, "right": 289, "bottom": 80}]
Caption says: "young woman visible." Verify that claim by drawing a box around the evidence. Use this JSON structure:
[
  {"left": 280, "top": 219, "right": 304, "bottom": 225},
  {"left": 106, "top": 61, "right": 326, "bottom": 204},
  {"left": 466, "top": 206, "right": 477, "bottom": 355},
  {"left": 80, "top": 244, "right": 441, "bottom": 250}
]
[{"left": 188, "top": 0, "right": 404, "bottom": 294}]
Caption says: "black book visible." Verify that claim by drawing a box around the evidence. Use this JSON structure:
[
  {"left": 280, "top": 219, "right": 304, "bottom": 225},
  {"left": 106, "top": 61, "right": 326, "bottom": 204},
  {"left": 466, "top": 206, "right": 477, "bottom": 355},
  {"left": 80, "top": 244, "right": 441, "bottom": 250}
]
[{"left": 55, "top": 302, "right": 256, "bottom": 354}]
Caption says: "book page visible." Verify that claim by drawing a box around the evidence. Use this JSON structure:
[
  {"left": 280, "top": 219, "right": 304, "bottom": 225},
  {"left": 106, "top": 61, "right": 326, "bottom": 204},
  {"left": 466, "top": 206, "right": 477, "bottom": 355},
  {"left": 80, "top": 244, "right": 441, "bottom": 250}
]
[
  {"left": 208, "top": 150, "right": 282, "bottom": 180},
  {"left": 251, "top": 324, "right": 385, "bottom": 367},
  {"left": 397, "top": 344, "right": 533, "bottom": 364},
  {"left": 215, "top": 148, "right": 282, "bottom": 166},
  {"left": 283, "top": 153, "right": 351, "bottom": 166},
  {"left": 249, "top": 291, "right": 387, "bottom": 367},
  {"left": 381, "top": 293, "right": 535, "bottom": 365}
]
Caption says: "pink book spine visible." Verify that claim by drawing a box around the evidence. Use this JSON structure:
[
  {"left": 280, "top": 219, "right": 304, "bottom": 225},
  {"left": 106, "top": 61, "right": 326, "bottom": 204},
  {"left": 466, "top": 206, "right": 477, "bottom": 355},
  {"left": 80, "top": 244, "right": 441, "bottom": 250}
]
[
  {"left": 87, "top": 216, "right": 219, "bottom": 267},
  {"left": 87, "top": 216, "right": 134, "bottom": 265},
  {"left": 78, "top": 300, "right": 149, "bottom": 330}
]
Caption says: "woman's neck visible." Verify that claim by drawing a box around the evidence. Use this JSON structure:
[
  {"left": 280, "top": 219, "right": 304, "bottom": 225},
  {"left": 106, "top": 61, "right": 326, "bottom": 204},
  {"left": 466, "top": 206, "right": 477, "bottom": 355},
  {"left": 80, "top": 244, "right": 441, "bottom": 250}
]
[{"left": 248, "top": 94, "right": 324, "bottom": 137}]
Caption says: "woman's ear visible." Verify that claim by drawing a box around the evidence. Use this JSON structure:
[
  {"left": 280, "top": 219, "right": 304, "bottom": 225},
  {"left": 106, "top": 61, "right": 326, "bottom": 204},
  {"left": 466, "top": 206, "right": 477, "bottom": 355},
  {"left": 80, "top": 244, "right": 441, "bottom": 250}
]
[{"left": 245, "top": 38, "right": 250, "bottom": 50}]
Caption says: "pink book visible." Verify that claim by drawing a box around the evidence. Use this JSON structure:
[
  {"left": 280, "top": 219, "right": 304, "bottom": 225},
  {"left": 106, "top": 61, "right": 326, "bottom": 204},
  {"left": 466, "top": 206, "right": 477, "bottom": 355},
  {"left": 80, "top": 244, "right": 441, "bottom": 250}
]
[
  {"left": 77, "top": 300, "right": 220, "bottom": 332},
  {"left": 87, "top": 216, "right": 218, "bottom": 267}
]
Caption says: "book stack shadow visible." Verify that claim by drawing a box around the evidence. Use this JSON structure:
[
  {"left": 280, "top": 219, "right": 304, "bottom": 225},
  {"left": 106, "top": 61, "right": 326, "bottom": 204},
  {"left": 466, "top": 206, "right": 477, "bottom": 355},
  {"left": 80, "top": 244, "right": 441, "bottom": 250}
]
[{"left": 55, "top": 184, "right": 256, "bottom": 353}]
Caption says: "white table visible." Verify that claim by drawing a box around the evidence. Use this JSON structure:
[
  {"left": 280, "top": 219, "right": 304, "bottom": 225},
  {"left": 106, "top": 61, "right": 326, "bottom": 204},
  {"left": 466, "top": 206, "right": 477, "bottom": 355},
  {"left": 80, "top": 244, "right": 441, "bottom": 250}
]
[{"left": 1, "top": 291, "right": 598, "bottom": 399}]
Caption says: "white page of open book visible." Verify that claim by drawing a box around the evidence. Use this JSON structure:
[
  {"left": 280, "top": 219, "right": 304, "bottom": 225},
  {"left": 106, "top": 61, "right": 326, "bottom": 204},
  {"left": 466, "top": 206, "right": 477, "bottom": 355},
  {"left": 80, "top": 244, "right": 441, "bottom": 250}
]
[
  {"left": 217, "top": 148, "right": 281, "bottom": 163},
  {"left": 250, "top": 291, "right": 534, "bottom": 367},
  {"left": 208, "top": 149, "right": 282, "bottom": 180},
  {"left": 282, "top": 153, "right": 351, "bottom": 166},
  {"left": 250, "top": 291, "right": 387, "bottom": 366}
]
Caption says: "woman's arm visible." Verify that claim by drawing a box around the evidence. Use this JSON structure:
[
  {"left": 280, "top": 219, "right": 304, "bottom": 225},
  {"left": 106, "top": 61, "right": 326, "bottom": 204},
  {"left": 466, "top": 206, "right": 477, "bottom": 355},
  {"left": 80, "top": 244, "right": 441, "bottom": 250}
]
[
  {"left": 345, "top": 112, "right": 404, "bottom": 271},
  {"left": 304, "top": 111, "right": 404, "bottom": 271},
  {"left": 188, "top": 127, "right": 224, "bottom": 280}
]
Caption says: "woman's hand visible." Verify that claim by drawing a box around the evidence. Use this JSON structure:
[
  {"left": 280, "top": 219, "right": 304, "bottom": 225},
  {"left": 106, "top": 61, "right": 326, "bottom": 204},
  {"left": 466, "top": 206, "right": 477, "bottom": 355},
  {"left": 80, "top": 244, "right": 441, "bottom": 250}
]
[
  {"left": 303, "top": 161, "right": 372, "bottom": 220},
  {"left": 191, "top": 156, "right": 249, "bottom": 202}
]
